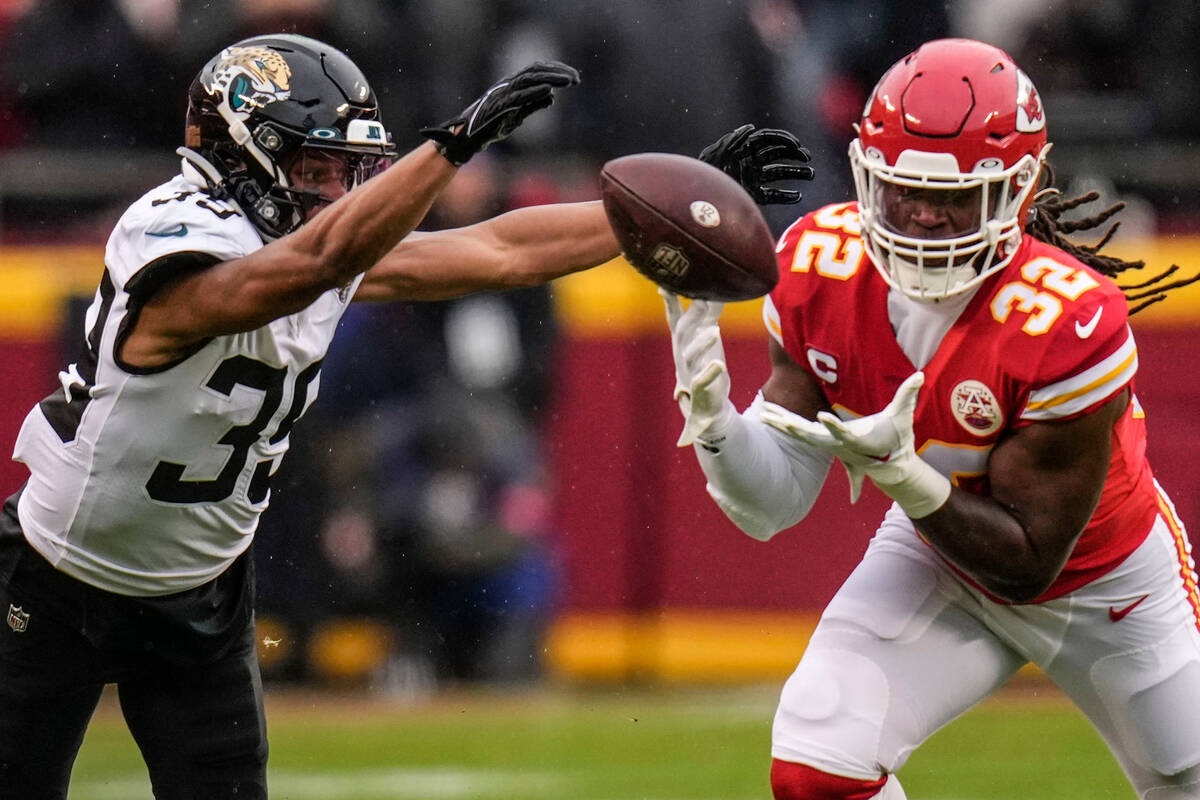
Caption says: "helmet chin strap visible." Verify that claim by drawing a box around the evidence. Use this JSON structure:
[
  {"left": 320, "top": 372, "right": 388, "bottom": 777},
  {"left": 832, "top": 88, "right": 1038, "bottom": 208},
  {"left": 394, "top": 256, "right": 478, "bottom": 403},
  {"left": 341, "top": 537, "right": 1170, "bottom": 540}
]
[
  {"left": 178, "top": 147, "right": 230, "bottom": 197},
  {"left": 177, "top": 146, "right": 287, "bottom": 241}
]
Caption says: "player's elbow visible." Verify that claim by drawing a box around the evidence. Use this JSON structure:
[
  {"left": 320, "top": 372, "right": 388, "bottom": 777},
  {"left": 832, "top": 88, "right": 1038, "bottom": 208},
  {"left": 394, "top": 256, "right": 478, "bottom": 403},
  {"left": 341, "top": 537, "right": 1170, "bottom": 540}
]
[
  {"left": 987, "top": 582, "right": 1047, "bottom": 605},
  {"left": 706, "top": 484, "right": 792, "bottom": 541},
  {"left": 980, "top": 565, "right": 1060, "bottom": 604}
]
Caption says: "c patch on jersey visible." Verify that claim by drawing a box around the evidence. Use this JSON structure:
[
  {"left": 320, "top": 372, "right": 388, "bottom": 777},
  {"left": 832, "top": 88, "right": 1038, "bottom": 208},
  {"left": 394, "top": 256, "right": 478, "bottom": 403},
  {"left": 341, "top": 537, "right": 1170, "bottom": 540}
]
[
  {"left": 805, "top": 347, "right": 839, "bottom": 384},
  {"left": 950, "top": 379, "right": 1003, "bottom": 436}
]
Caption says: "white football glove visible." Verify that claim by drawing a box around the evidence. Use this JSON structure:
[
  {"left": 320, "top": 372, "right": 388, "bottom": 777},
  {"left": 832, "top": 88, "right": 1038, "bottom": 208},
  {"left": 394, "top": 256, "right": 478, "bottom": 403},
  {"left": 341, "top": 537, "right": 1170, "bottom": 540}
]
[
  {"left": 760, "top": 372, "right": 951, "bottom": 519},
  {"left": 661, "top": 288, "right": 737, "bottom": 447}
]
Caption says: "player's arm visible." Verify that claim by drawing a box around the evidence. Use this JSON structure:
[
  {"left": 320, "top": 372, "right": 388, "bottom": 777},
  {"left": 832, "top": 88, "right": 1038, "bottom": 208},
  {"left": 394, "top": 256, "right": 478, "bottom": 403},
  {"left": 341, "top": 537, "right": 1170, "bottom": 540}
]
[
  {"left": 354, "top": 201, "right": 619, "bottom": 302},
  {"left": 764, "top": 364, "right": 1127, "bottom": 603},
  {"left": 122, "top": 62, "right": 579, "bottom": 369},
  {"left": 914, "top": 391, "right": 1126, "bottom": 602},
  {"left": 663, "top": 295, "right": 834, "bottom": 540},
  {"left": 124, "top": 142, "right": 455, "bottom": 368}
]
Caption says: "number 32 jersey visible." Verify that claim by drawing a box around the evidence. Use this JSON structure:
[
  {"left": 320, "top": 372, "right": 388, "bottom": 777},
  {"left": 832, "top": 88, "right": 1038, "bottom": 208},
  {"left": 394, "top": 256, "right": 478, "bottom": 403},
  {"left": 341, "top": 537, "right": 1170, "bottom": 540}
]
[
  {"left": 766, "top": 202, "right": 1161, "bottom": 602},
  {"left": 13, "top": 170, "right": 360, "bottom": 596}
]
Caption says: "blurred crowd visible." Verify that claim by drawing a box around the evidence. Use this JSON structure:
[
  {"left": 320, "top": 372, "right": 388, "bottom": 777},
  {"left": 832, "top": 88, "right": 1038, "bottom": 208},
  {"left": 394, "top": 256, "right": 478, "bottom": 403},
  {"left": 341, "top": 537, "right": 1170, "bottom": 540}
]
[{"left": 3, "top": 0, "right": 1200, "bottom": 688}]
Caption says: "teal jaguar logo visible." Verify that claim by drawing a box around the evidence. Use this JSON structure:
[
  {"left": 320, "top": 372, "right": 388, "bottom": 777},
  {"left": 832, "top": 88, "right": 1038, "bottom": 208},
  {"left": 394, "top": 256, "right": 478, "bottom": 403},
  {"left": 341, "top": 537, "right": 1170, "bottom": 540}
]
[{"left": 205, "top": 45, "right": 292, "bottom": 114}]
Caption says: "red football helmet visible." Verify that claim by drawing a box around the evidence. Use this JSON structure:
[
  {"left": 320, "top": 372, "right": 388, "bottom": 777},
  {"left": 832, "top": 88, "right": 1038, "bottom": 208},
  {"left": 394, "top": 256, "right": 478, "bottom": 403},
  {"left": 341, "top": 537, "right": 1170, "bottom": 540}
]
[{"left": 849, "top": 38, "right": 1051, "bottom": 301}]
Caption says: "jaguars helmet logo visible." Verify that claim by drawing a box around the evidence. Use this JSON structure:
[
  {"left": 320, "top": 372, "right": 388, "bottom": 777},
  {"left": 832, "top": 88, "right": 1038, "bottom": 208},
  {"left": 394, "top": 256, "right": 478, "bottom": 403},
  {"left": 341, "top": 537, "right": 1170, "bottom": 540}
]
[{"left": 204, "top": 45, "right": 292, "bottom": 114}]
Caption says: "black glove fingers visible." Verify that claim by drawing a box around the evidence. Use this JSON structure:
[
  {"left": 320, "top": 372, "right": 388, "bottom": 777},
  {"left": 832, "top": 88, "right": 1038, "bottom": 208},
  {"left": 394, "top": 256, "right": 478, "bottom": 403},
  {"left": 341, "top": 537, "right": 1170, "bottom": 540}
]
[
  {"left": 509, "top": 61, "right": 581, "bottom": 89},
  {"left": 759, "top": 187, "right": 803, "bottom": 204},
  {"left": 745, "top": 127, "right": 803, "bottom": 149},
  {"left": 422, "top": 61, "right": 578, "bottom": 164},
  {"left": 760, "top": 163, "right": 817, "bottom": 183},
  {"left": 751, "top": 143, "right": 801, "bottom": 164},
  {"left": 747, "top": 133, "right": 812, "bottom": 163}
]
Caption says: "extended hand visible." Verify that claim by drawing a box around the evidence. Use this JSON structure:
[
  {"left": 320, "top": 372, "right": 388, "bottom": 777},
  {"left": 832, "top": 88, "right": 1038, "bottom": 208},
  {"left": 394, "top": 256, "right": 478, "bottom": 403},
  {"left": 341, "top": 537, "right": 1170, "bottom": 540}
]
[
  {"left": 761, "top": 372, "right": 951, "bottom": 518},
  {"left": 698, "top": 124, "right": 814, "bottom": 205},
  {"left": 661, "top": 288, "right": 735, "bottom": 447},
  {"left": 421, "top": 61, "right": 580, "bottom": 166}
]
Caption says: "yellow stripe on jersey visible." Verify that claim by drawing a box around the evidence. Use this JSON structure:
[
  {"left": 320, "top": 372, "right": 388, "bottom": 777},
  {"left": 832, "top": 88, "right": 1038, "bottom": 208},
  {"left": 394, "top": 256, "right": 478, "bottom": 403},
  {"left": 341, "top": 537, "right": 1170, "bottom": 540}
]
[
  {"left": 1154, "top": 482, "right": 1200, "bottom": 632},
  {"left": 1021, "top": 326, "right": 1137, "bottom": 421},
  {"left": 762, "top": 294, "right": 784, "bottom": 346}
]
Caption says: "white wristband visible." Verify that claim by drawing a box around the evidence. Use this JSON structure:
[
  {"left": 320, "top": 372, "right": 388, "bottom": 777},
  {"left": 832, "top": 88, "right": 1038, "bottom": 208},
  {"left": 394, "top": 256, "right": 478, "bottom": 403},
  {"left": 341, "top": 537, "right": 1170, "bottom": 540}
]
[{"left": 876, "top": 455, "right": 952, "bottom": 519}]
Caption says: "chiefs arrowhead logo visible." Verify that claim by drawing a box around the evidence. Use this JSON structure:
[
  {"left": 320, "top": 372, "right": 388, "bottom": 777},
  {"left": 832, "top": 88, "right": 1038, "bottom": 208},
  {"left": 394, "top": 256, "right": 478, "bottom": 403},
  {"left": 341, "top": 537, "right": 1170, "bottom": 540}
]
[
  {"left": 1015, "top": 70, "right": 1045, "bottom": 133},
  {"left": 950, "top": 379, "right": 1004, "bottom": 437}
]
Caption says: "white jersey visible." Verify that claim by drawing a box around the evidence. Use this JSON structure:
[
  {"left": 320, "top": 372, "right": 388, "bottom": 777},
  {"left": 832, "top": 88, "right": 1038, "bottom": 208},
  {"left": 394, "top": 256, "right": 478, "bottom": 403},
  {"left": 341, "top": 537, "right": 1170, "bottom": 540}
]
[{"left": 12, "top": 170, "right": 360, "bottom": 596}]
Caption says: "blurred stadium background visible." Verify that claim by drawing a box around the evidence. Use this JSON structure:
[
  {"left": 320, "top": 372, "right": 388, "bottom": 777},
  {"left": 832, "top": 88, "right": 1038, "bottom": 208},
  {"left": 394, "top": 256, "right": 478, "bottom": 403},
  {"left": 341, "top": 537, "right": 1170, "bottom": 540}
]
[{"left": 1, "top": 1, "right": 1199, "bottom": 797}]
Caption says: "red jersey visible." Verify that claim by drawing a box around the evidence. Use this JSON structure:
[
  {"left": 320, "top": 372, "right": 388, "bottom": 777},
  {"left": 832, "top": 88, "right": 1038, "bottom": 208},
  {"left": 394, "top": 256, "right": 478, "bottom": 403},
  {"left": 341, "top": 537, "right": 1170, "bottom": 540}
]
[{"left": 766, "top": 202, "right": 1159, "bottom": 602}]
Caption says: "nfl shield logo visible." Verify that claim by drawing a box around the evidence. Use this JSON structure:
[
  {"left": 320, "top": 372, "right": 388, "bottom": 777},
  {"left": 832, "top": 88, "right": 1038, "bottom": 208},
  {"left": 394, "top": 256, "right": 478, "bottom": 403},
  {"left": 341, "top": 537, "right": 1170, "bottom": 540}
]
[{"left": 7, "top": 604, "right": 29, "bottom": 633}]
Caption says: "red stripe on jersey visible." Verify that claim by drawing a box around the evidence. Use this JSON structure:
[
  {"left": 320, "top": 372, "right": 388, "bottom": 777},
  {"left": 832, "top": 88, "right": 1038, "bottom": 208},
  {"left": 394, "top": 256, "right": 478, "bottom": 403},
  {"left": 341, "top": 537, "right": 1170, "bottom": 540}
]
[{"left": 1155, "top": 486, "right": 1200, "bottom": 632}]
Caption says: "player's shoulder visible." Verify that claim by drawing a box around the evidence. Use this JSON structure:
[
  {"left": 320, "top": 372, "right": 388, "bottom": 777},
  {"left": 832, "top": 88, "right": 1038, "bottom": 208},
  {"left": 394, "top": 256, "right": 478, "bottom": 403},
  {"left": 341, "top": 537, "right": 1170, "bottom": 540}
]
[
  {"left": 777, "top": 200, "right": 863, "bottom": 247},
  {"left": 990, "top": 235, "right": 1128, "bottom": 339},
  {"left": 988, "top": 236, "right": 1132, "bottom": 386},
  {"left": 106, "top": 174, "right": 261, "bottom": 289},
  {"left": 771, "top": 200, "right": 870, "bottom": 302}
]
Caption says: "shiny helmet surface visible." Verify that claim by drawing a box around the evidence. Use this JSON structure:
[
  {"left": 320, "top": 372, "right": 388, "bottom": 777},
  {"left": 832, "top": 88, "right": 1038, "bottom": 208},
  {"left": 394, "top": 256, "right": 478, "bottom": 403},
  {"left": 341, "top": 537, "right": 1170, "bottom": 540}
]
[{"left": 849, "top": 38, "right": 1050, "bottom": 301}]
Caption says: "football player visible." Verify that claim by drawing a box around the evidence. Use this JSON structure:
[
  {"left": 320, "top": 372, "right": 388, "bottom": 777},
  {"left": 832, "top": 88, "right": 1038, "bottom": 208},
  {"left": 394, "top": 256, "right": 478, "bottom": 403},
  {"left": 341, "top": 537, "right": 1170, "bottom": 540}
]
[
  {"left": 0, "top": 33, "right": 622, "bottom": 797},
  {"left": 664, "top": 38, "right": 1200, "bottom": 799}
]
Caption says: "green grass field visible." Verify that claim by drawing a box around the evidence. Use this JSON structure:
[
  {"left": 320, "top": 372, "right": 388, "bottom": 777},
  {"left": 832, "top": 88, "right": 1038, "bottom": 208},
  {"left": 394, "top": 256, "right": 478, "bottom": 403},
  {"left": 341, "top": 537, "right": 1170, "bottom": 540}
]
[{"left": 67, "top": 682, "right": 1133, "bottom": 799}]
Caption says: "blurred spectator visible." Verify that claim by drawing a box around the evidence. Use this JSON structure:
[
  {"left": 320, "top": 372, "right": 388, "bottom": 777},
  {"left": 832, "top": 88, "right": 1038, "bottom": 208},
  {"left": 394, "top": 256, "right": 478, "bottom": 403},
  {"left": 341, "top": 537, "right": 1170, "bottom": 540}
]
[
  {"left": 256, "top": 157, "right": 566, "bottom": 686},
  {"left": 0, "top": 0, "right": 190, "bottom": 149},
  {"left": 551, "top": 0, "right": 780, "bottom": 163},
  {"left": 753, "top": 1, "right": 951, "bottom": 210}
]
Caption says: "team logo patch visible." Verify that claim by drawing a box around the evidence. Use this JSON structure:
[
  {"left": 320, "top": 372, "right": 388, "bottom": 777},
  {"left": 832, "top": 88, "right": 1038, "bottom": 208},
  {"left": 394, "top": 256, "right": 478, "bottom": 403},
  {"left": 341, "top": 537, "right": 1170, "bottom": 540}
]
[
  {"left": 1015, "top": 69, "right": 1045, "bottom": 133},
  {"left": 6, "top": 604, "right": 29, "bottom": 633},
  {"left": 204, "top": 45, "right": 292, "bottom": 115},
  {"left": 950, "top": 380, "right": 1003, "bottom": 436}
]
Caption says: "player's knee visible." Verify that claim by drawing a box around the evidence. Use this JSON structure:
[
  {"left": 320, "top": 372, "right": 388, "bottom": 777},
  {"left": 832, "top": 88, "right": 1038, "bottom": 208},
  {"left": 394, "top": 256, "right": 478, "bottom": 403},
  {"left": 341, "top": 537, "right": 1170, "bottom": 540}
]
[
  {"left": 770, "top": 759, "right": 892, "bottom": 799},
  {"left": 772, "top": 646, "right": 895, "bottom": 774}
]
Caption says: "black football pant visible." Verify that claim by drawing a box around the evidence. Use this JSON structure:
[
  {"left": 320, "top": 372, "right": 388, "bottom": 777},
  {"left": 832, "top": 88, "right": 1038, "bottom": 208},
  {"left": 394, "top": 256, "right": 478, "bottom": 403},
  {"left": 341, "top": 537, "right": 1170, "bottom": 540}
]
[{"left": 0, "top": 495, "right": 268, "bottom": 799}]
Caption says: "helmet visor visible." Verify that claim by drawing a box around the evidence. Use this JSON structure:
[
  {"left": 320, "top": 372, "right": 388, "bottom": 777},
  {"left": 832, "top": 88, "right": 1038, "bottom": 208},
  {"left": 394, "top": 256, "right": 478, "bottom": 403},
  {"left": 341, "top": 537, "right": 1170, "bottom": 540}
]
[
  {"left": 285, "top": 146, "right": 392, "bottom": 195},
  {"left": 873, "top": 178, "right": 1000, "bottom": 240},
  {"left": 279, "top": 146, "right": 394, "bottom": 224}
]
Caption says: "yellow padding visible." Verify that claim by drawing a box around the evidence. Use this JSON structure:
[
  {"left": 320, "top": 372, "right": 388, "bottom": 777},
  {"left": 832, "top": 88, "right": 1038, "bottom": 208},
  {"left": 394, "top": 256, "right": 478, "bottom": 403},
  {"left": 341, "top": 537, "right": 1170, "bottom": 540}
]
[
  {"left": 307, "top": 618, "right": 394, "bottom": 682},
  {"left": 0, "top": 246, "right": 103, "bottom": 338},
  {"left": 1, "top": 236, "right": 1198, "bottom": 339},
  {"left": 545, "top": 610, "right": 821, "bottom": 683},
  {"left": 546, "top": 609, "right": 1050, "bottom": 684}
]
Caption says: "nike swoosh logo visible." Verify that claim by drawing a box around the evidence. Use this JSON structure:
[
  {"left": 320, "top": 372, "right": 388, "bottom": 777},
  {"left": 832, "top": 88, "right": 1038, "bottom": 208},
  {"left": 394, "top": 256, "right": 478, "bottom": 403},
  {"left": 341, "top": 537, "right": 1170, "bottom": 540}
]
[
  {"left": 147, "top": 223, "right": 188, "bottom": 238},
  {"left": 1108, "top": 593, "right": 1149, "bottom": 622},
  {"left": 1075, "top": 306, "right": 1103, "bottom": 339}
]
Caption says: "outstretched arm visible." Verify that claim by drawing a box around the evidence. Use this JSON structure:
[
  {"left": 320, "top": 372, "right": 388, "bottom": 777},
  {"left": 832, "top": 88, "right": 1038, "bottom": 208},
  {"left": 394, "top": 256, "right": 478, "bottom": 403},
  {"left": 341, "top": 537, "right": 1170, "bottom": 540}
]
[
  {"left": 122, "top": 62, "right": 579, "bottom": 368},
  {"left": 355, "top": 200, "right": 619, "bottom": 302}
]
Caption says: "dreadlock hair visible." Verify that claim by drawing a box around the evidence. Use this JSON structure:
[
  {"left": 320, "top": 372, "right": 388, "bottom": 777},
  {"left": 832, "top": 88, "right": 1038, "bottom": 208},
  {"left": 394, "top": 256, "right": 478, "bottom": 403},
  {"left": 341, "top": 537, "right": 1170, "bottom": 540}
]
[{"left": 1025, "top": 164, "right": 1200, "bottom": 315}]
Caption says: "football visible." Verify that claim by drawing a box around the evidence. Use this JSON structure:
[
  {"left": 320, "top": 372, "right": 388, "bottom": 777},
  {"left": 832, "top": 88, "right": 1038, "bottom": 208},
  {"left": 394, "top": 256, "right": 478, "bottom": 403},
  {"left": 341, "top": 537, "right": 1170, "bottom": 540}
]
[{"left": 600, "top": 152, "right": 778, "bottom": 302}]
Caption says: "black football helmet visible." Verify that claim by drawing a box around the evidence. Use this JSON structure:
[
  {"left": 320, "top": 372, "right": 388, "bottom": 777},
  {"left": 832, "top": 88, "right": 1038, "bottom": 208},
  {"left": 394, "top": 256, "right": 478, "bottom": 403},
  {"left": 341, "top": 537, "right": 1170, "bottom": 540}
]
[{"left": 182, "top": 33, "right": 397, "bottom": 239}]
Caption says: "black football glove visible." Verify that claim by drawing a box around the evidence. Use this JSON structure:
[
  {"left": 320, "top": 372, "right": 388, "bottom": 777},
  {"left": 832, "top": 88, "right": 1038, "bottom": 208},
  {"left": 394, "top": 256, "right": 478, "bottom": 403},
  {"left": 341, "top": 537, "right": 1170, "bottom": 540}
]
[
  {"left": 699, "top": 123, "right": 814, "bottom": 205},
  {"left": 421, "top": 60, "right": 581, "bottom": 166}
]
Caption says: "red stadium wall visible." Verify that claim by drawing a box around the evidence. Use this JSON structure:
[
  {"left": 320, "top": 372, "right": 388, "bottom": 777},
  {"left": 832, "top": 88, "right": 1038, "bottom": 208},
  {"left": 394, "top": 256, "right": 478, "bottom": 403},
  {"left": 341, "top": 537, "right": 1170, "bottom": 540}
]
[{"left": 2, "top": 245, "right": 1199, "bottom": 681}]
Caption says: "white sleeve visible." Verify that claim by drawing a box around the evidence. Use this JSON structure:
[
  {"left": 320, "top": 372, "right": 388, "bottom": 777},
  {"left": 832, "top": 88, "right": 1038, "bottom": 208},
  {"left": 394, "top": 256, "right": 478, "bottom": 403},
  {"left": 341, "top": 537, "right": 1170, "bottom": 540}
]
[{"left": 693, "top": 391, "right": 833, "bottom": 541}]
